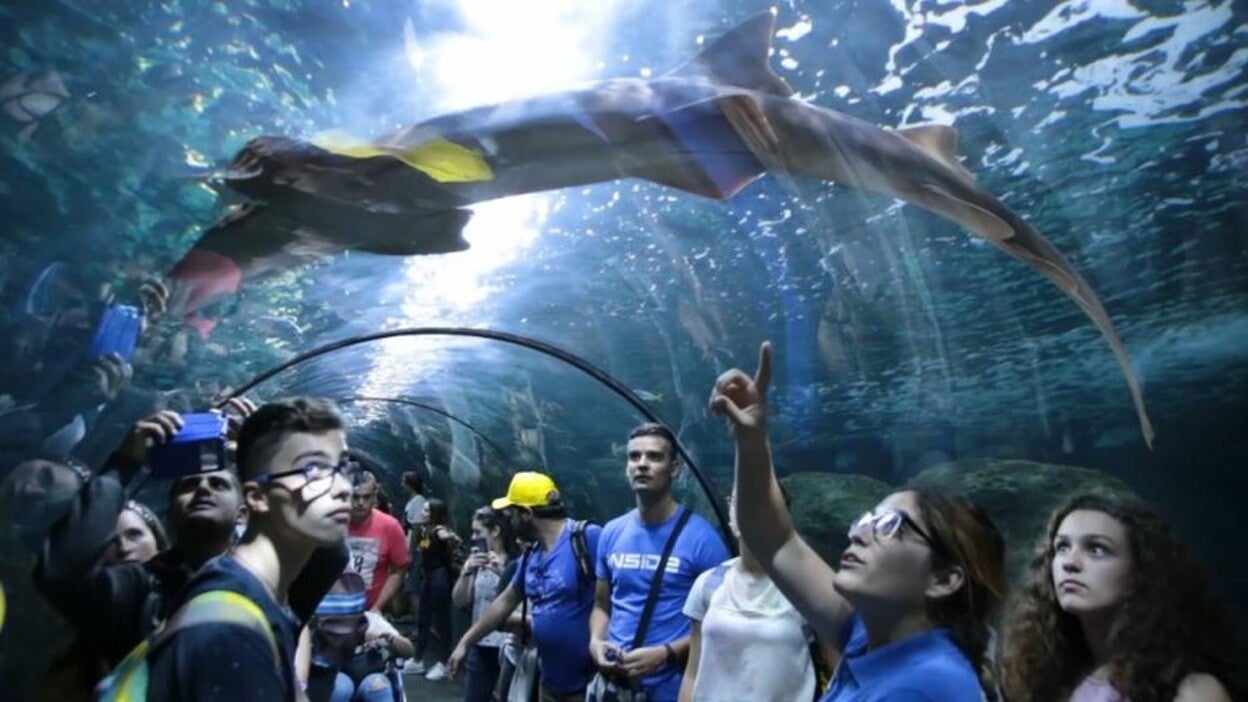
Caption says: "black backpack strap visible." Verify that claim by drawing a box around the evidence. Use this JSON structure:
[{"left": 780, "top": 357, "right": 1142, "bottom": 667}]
[
  {"left": 631, "top": 507, "right": 693, "bottom": 650},
  {"left": 570, "top": 519, "right": 598, "bottom": 584},
  {"left": 517, "top": 546, "right": 533, "bottom": 646}
]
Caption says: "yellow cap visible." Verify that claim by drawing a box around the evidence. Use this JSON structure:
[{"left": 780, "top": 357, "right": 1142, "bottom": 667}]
[{"left": 492, "top": 472, "right": 559, "bottom": 510}]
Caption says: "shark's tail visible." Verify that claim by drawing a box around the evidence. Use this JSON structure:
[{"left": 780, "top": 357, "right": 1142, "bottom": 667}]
[
  {"left": 1005, "top": 221, "right": 1155, "bottom": 448},
  {"left": 890, "top": 127, "right": 1155, "bottom": 447}
]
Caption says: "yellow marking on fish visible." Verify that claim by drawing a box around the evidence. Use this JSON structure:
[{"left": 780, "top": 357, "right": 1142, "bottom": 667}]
[{"left": 319, "top": 138, "right": 494, "bottom": 183}]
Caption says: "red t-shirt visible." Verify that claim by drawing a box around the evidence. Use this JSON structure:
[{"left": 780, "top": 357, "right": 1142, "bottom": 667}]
[{"left": 346, "top": 509, "right": 411, "bottom": 609}]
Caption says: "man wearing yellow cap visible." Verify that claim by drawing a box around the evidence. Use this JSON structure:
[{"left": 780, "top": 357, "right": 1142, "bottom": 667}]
[{"left": 448, "top": 471, "right": 602, "bottom": 702}]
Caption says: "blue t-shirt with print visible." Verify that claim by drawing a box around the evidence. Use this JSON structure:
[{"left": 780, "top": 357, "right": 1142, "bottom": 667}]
[
  {"left": 511, "top": 520, "right": 603, "bottom": 695},
  {"left": 596, "top": 506, "right": 729, "bottom": 702}
]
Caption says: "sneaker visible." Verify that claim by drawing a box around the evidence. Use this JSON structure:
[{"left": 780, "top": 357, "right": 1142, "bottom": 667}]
[
  {"left": 424, "top": 662, "right": 448, "bottom": 681},
  {"left": 402, "top": 659, "right": 426, "bottom": 675}
]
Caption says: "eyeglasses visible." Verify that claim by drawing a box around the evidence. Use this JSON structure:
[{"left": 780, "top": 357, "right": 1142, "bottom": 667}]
[
  {"left": 848, "top": 508, "right": 944, "bottom": 555},
  {"left": 253, "top": 459, "right": 356, "bottom": 501}
]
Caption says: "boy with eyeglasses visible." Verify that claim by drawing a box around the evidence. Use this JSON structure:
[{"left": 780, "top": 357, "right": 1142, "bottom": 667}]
[
  {"left": 145, "top": 397, "right": 354, "bottom": 700},
  {"left": 36, "top": 403, "right": 349, "bottom": 699}
]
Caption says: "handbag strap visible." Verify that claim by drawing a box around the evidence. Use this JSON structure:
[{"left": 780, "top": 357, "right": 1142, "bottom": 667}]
[{"left": 631, "top": 506, "right": 693, "bottom": 650}]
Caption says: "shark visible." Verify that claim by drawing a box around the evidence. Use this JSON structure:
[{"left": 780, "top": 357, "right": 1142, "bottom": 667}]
[{"left": 167, "top": 12, "right": 1153, "bottom": 446}]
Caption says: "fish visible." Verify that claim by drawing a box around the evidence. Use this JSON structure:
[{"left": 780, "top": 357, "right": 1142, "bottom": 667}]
[
  {"left": 167, "top": 12, "right": 1152, "bottom": 445},
  {"left": 0, "top": 71, "right": 70, "bottom": 142}
]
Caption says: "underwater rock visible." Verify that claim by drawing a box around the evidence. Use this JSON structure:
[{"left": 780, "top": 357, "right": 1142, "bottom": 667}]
[
  {"left": 781, "top": 471, "right": 894, "bottom": 565},
  {"left": 911, "top": 459, "right": 1136, "bottom": 580}
]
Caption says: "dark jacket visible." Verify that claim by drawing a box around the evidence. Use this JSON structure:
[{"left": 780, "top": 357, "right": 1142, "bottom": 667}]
[
  {"left": 146, "top": 554, "right": 300, "bottom": 701},
  {"left": 34, "top": 455, "right": 347, "bottom": 668}
]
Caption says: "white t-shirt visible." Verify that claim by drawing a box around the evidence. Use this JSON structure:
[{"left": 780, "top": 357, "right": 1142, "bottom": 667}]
[
  {"left": 363, "top": 610, "right": 401, "bottom": 641},
  {"left": 682, "top": 558, "right": 815, "bottom": 702}
]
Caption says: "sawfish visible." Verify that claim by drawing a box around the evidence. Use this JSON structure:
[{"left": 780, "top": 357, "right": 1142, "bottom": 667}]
[{"left": 168, "top": 12, "right": 1153, "bottom": 445}]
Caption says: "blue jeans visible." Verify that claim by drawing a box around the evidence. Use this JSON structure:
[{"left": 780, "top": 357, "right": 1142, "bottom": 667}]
[{"left": 329, "top": 671, "right": 393, "bottom": 702}]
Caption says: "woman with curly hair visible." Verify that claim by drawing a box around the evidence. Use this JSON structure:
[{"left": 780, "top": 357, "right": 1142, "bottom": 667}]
[
  {"left": 710, "top": 343, "right": 1010, "bottom": 701},
  {"left": 1000, "top": 492, "right": 1240, "bottom": 702}
]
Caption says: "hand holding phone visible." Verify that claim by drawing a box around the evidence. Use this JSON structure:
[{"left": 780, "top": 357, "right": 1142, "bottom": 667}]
[
  {"left": 148, "top": 412, "right": 228, "bottom": 479},
  {"left": 89, "top": 305, "right": 143, "bottom": 363}
]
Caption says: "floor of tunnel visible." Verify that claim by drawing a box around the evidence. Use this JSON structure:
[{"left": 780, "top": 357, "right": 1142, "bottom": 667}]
[{"left": 400, "top": 671, "right": 464, "bottom": 701}]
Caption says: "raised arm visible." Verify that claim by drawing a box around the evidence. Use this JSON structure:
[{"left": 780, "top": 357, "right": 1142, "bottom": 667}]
[
  {"left": 452, "top": 551, "right": 491, "bottom": 609},
  {"left": 34, "top": 411, "right": 181, "bottom": 622},
  {"left": 709, "top": 342, "right": 853, "bottom": 646}
]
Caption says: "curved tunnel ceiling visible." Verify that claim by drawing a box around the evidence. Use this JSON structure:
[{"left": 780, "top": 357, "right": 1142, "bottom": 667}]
[
  {"left": 339, "top": 396, "right": 513, "bottom": 463},
  {"left": 219, "top": 327, "right": 732, "bottom": 536}
]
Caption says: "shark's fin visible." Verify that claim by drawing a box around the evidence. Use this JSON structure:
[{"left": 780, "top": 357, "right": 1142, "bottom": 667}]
[
  {"left": 631, "top": 94, "right": 771, "bottom": 199},
  {"left": 921, "top": 182, "right": 1014, "bottom": 242},
  {"left": 670, "top": 12, "right": 794, "bottom": 98},
  {"left": 896, "top": 125, "right": 976, "bottom": 183},
  {"left": 627, "top": 156, "right": 724, "bottom": 200},
  {"left": 715, "top": 94, "right": 780, "bottom": 159},
  {"left": 352, "top": 208, "right": 473, "bottom": 256}
]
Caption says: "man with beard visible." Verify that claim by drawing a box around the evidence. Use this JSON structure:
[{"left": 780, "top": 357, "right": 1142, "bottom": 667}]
[
  {"left": 34, "top": 405, "right": 348, "bottom": 694},
  {"left": 447, "top": 472, "right": 602, "bottom": 702}
]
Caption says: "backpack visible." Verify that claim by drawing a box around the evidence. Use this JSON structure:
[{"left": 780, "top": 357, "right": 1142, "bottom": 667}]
[
  {"left": 701, "top": 564, "right": 831, "bottom": 701},
  {"left": 94, "top": 589, "right": 278, "bottom": 701},
  {"left": 515, "top": 519, "right": 597, "bottom": 600}
]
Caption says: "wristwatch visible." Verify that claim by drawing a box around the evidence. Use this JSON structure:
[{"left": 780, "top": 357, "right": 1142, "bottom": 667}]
[{"left": 663, "top": 643, "right": 677, "bottom": 667}]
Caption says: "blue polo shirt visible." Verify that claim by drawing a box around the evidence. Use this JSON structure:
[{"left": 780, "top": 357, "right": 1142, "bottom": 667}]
[
  {"left": 511, "top": 520, "right": 602, "bottom": 695},
  {"left": 822, "top": 616, "right": 981, "bottom": 701}
]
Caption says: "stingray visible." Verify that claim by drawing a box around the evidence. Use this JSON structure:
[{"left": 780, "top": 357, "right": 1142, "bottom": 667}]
[{"left": 167, "top": 12, "right": 1153, "bottom": 446}]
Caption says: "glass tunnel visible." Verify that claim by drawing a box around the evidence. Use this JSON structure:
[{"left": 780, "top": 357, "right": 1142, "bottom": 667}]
[{"left": 0, "top": 0, "right": 1244, "bottom": 699}]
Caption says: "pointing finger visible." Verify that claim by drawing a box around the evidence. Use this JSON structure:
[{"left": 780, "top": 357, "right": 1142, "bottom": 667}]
[{"left": 755, "top": 341, "right": 772, "bottom": 397}]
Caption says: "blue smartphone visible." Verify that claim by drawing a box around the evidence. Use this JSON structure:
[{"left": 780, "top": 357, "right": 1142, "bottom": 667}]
[
  {"left": 88, "top": 304, "right": 143, "bottom": 362},
  {"left": 148, "top": 412, "right": 228, "bottom": 479}
]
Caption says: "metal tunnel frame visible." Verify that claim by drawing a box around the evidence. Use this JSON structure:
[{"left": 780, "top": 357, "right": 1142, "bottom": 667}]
[
  {"left": 219, "top": 327, "right": 732, "bottom": 540},
  {"left": 339, "top": 395, "right": 512, "bottom": 462}
]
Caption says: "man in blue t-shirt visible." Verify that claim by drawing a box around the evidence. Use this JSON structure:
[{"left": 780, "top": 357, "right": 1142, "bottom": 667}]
[
  {"left": 448, "top": 472, "right": 602, "bottom": 701},
  {"left": 590, "top": 423, "right": 730, "bottom": 702}
]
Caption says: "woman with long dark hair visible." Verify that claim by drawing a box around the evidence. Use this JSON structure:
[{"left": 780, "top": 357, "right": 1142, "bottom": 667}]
[
  {"left": 408, "top": 498, "right": 460, "bottom": 682},
  {"left": 1000, "top": 492, "right": 1239, "bottom": 702},
  {"left": 452, "top": 506, "right": 521, "bottom": 702},
  {"left": 709, "top": 343, "right": 1008, "bottom": 700}
]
